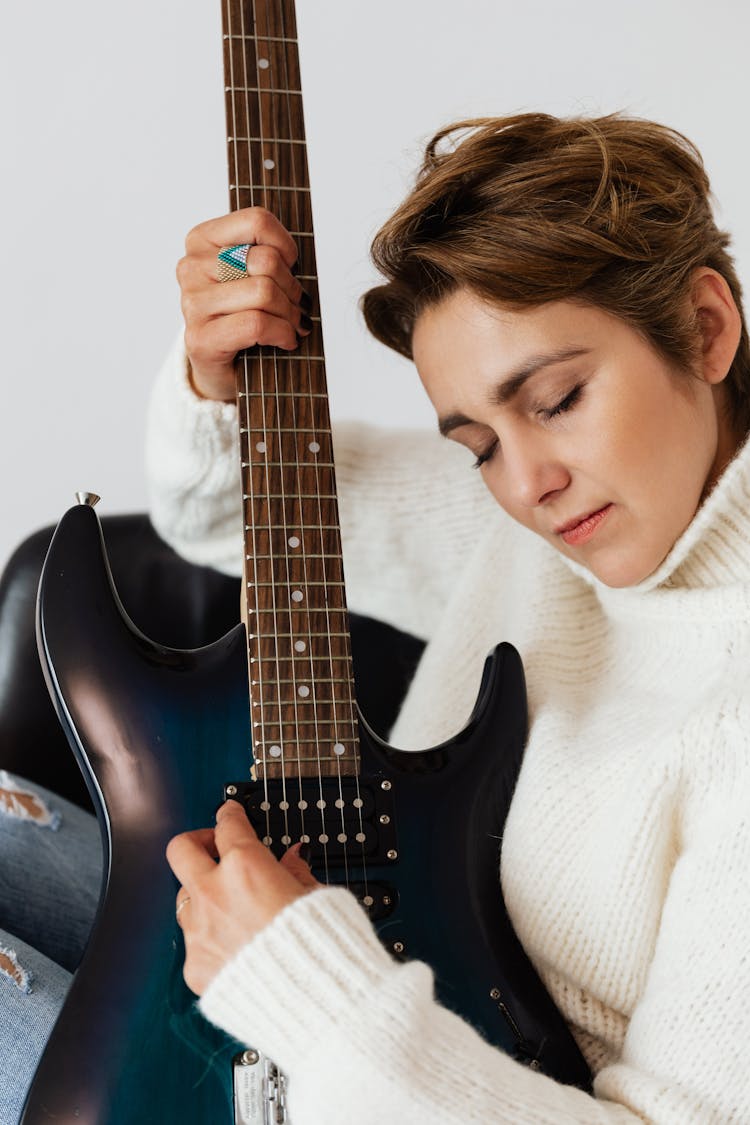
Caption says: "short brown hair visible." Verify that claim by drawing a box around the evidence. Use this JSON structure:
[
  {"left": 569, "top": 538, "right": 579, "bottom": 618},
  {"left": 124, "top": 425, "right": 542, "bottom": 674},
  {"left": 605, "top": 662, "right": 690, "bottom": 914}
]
[{"left": 362, "top": 113, "right": 750, "bottom": 433}]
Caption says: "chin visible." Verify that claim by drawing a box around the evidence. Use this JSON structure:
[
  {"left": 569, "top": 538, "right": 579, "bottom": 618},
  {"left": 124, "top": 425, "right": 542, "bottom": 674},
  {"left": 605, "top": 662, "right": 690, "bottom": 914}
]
[{"left": 587, "top": 547, "right": 669, "bottom": 589}]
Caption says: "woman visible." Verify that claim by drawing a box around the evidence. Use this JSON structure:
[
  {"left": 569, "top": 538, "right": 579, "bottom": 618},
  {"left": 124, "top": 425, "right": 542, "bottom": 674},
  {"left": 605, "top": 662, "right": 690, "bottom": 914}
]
[
  {"left": 151, "top": 112, "right": 750, "bottom": 1122},
  {"left": 6, "top": 110, "right": 748, "bottom": 1122}
]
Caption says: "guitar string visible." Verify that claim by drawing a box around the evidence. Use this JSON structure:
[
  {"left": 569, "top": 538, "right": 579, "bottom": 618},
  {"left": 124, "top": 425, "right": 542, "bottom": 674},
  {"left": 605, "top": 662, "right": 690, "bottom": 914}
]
[
  {"left": 280, "top": 1, "right": 368, "bottom": 896},
  {"left": 279, "top": 1, "right": 365, "bottom": 893},
  {"left": 273, "top": 1, "right": 310, "bottom": 849},
  {"left": 237, "top": 0, "right": 272, "bottom": 842},
  {"left": 278, "top": 0, "right": 341, "bottom": 885},
  {"left": 226, "top": 0, "right": 268, "bottom": 832},
  {"left": 246, "top": 0, "right": 295, "bottom": 849},
  {"left": 255, "top": 0, "right": 306, "bottom": 852}
]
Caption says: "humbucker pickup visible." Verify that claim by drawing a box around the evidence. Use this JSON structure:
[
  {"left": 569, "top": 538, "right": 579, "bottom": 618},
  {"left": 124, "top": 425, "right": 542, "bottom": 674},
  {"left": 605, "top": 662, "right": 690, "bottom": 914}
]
[{"left": 223, "top": 775, "right": 398, "bottom": 866}]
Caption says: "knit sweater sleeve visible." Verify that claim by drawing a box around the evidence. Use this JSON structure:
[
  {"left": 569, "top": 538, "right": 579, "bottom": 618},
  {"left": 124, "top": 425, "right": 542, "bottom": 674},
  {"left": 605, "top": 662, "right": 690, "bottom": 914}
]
[
  {"left": 198, "top": 781, "right": 750, "bottom": 1124},
  {"left": 145, "top": 335, "right": 500, "bottom": 638}
]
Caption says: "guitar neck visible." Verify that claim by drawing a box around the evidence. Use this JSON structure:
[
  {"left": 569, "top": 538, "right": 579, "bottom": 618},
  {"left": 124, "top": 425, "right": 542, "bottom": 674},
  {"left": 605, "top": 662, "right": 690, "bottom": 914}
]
[{"left": 221, "top": 0, "right": 359, "bottom": 782}]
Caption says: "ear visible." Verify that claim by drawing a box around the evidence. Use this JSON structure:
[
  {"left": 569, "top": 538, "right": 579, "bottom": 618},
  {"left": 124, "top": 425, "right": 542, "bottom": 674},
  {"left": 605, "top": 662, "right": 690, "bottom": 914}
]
[{"left": 690, "top": 267, "right": 742, "bottom": 385}]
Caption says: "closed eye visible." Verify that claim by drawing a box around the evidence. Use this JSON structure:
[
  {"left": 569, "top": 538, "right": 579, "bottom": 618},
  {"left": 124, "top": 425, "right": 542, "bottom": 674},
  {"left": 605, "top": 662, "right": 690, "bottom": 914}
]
[
  {"left": 472, "top": 440, "right": 498, "bottom": 470},
  {"left": 542, "top": 383, "right": 584, "bottom": 420}
]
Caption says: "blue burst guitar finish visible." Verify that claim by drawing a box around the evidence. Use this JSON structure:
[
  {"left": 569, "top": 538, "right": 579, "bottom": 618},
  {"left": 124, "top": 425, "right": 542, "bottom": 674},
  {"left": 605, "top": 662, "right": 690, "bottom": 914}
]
[{"left": 23, "top": 0, "right": 591, "bottom": 1119}]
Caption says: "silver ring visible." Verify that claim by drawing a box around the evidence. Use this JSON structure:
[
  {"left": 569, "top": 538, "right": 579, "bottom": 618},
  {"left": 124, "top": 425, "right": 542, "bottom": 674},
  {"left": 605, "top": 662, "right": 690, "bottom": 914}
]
[
  {"left": 217, "top": 243, "right": 253, "bottom": 282},
  {"left": 175, "top": 894, "right": 191, "bottom": 918}
]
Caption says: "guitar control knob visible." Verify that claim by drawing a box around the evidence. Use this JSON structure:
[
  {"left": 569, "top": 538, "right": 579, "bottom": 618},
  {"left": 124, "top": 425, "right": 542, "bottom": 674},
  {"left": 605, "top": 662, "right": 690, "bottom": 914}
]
[{"left": 75, "top": 492, "right": 101, "bottom": 507}]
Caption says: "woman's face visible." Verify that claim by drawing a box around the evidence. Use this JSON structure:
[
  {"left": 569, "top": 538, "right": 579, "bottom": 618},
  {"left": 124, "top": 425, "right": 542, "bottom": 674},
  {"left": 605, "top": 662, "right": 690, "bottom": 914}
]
[{"left": 412, "top": 288, "right": 738, "bottom": 588}]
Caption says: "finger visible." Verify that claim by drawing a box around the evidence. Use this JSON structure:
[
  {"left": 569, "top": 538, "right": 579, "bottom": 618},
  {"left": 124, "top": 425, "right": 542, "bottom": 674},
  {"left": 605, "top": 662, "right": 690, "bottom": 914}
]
[
  {"left": 166, "top": 828, "right": 218, "bottom": 886},
  {"left": 185, "top": 308, "right": 300, "bottom": 366},
  {"left": 186, "top": 207, "right": 298, "bottom": 269},
  {"left": 280, "top": 843, "right": 320, "bottom": 890},
  {"left": 242, "top": 244, "right": 304, "bottom": 305},
  {"left": 213, "top": 799, "right": 267, "bottom": 858},
  {"left": 188, "top": 274, "right": 305, "bottom": 332}
]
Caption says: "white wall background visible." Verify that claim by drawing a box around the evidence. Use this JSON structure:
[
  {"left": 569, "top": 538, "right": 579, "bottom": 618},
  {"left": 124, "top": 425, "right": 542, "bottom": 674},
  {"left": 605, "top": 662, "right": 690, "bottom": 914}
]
[{"left": 1, "top": 0, "right": 747, "bottom": 572}]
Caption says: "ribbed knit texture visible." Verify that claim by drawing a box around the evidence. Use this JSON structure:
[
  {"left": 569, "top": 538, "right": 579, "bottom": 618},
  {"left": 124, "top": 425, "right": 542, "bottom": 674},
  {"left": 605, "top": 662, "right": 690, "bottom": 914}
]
[{"left": 146, "top": 341, "right": 750, "bottom": 1123}]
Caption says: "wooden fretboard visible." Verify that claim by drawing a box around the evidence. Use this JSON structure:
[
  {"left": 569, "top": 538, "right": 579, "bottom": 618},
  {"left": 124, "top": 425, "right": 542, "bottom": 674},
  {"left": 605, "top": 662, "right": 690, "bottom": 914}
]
[{"left": 221, "top": 0, "right": 359, "bottom": 782}]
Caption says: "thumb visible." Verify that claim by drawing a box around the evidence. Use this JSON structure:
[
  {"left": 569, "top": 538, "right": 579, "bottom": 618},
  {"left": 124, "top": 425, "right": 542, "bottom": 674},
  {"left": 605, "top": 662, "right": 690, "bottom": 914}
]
[{"left": 281, "top": 843, "right": 321, "bottom": 890}]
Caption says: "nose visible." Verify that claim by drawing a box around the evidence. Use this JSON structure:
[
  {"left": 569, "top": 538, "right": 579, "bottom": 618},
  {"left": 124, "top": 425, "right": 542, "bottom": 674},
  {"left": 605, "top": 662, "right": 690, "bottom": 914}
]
[{"left": 499, "top": 432, "right": 570, "bottom": 509}]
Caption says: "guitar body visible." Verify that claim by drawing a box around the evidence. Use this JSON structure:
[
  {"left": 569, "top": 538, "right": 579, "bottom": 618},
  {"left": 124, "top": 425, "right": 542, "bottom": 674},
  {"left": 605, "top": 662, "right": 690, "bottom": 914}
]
[{"left": 23, "top": 503, "right": 590, "bottom": 1122}]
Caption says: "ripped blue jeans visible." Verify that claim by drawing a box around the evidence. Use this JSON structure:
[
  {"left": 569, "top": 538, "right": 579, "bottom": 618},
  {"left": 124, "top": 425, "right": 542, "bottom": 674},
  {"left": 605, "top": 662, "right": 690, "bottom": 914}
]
[{"left": 0, "top": 772, "right": 101, "bottom": 1125}]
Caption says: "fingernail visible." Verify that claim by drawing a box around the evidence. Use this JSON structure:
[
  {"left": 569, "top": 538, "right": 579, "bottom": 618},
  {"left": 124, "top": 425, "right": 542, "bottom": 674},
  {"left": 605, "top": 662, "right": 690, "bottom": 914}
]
[
  {"left": 300, "top": 312, "right": 313, "bottom": 332},
  {"left": 299, "top": 288, "right": 313, "bottom": 312}
]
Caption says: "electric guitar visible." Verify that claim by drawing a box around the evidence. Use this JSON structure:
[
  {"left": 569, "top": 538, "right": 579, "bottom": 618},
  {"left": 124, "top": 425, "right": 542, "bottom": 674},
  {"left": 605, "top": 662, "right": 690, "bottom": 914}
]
[{"left": 24, "top": 1, "right": 591, "bottom": 1120}]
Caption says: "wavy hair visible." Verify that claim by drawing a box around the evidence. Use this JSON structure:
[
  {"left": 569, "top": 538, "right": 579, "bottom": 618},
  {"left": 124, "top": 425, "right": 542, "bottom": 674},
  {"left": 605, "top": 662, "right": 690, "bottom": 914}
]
[{"left": 362, "top": 113, "right": 750, "bottom": 431}]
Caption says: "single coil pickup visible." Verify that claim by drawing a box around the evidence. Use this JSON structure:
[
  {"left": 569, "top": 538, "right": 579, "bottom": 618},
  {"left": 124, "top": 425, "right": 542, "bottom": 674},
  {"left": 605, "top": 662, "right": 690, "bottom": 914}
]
[{"left": 225, "top": 775, "right": 397, "bottom": 865}]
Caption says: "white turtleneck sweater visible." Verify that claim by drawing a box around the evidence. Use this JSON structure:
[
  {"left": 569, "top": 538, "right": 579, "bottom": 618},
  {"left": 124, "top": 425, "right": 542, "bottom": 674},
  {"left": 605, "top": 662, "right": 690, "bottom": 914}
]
[{"left": 146, "top": 336, "right": 750, "bottom": 1124}]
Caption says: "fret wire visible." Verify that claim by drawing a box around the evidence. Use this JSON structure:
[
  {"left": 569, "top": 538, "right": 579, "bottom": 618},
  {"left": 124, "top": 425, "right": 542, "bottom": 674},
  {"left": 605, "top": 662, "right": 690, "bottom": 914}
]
[
  {"left": 257, "top": 739, "right": 357, "bottom": 747},
  {"left": 251, "top": 676, "right": 353, "bottom": 685},
  {"left": 231, "top": 184, "right": 310, "bottom": 192},
  {"left": 225, "top": 86, "right": 302, "bottom": 95},
  {"left": 248, "top": 608, "right": 349, "bottom": 615},
  {"left": 228, "top": 136, "right": 307, "bottom": 144},
  {"left": 223, "top": 34, "right": 298, "bottom": 42},
  {"left": 245, "top": 524, "right": 341, "bottom": 529},
  {"left": 243, "top": 493, "right": 340, "bottom": 500},
  {"left": 249, "top": 631, "right": 351, "bottom": 639},
  {"left": 241, "top": 461, "right": 336, "bottom": 469},
  {"left": 251, "top": 657, "right": 353, "bottom": 666},
  {"left": 248, "top": 580, "right": 346, "bottom": 587},
  {"left": 253, "top": 717, "right": 358, "bottom": 725},
  {"left": 255, "top": 754, "right": 357, "bottom": 761}
]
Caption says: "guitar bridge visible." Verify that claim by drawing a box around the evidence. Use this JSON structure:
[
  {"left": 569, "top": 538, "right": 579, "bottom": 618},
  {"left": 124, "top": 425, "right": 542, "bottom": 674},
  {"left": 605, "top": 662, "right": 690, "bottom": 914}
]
[{"left": 233, "top": 1048, "right": 288, "bottom": 1124}]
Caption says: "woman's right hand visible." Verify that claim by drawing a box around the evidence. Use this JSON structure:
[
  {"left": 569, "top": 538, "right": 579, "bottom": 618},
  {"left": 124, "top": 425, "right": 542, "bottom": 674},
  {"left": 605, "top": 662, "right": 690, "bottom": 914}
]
[{"left": 176, "top": 207, "right": 312, "bottom": 402}]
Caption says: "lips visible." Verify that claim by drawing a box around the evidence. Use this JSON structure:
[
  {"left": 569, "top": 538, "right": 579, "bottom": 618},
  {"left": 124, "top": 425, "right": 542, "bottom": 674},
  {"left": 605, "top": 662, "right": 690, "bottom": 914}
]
[{"left": 555, "top": 504, "right": 613, "bottom": 546}]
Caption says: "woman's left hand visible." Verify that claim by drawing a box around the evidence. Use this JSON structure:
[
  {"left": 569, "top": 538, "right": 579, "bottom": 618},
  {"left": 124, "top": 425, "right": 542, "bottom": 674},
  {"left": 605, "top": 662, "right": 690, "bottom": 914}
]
[{"left": 166, "top": 799, "right": 320, "bottom": 996}]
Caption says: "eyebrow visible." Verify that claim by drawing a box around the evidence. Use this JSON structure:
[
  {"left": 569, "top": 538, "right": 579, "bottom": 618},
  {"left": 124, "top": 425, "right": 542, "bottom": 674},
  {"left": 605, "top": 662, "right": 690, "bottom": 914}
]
[{"left": 437, "top": 346, "right": 593, "bottom": 437}]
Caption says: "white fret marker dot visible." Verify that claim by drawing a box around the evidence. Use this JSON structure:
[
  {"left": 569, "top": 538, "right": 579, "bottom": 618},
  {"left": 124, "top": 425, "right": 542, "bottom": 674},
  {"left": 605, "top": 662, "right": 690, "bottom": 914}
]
[
  {"left": 298, "top": 799, "right": 308, "bottom": 810},
  {"left": 363, "top": 895, "right": 374, "bottom": 907},
  {"left": 281, "top": 834, "right": 291, "bottom": 846},
  {"left": 353, "top": 798, "right": 364, "bottom": 809},
  {"left": 288, "top": 535, "right": 300, "bottom": 548},
  {"left": 316, "top": 799, "right": 326, "bottom": 809},
  {"left": 300, "top": 833, "right": 310, "bottom": 843},
  {"left": 256, "top": 441, "right": 267, "bottom": 453},
  {"left": 262, "top": 836, "right": 272, "bottom": 846},
  {"left": 309, "top": 441, "right": 320, "bottom": 453},
  {"left": 291, "top": 590, "right": 304, "bottom": 602},
  {"left": 294, "top": 640, "right": 306, "bottom": 652},
  {"left": 279, "top": 800, "right": 289, "bottom": 811},
  {"left": 260, "top": 800, "right": 270, "bottom": 812},
  {"left": 333, "top": 742, "right": 346, "bottom": 756},
  {"left": 298, "top": 685, "right": 310, "bottom": 697},
  {"left": 263, "top": 158, "right": 275, "bottom": 170},
  {"left": 319, "top": 833, "right": 329, "bottom": 844},
  {"left": 269, "top": 744, "right": 282, "bottom": 758},
  {"left": 337, "top": 833, "right": 347, "bottom": 844},
  {"left": 258, "top": 57, "right": 270, "bottom": 69},
  {"left": 335, "top": 798, "right": 345, "bottom": 809},
  {"left": 356, "top": 832, "right": 366, "bottom": 843}
]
